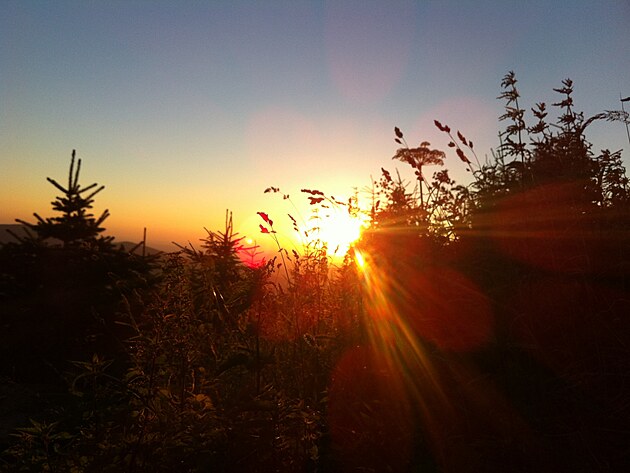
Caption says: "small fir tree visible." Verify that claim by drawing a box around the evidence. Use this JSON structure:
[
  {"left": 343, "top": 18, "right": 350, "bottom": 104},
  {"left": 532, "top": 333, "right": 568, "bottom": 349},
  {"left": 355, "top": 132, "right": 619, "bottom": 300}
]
[
  {"left": 0, "top": 150, "right": 156, "bottom": 382},
  {"left": 13, "top": 149, "right": 113, "bottom": 249}
]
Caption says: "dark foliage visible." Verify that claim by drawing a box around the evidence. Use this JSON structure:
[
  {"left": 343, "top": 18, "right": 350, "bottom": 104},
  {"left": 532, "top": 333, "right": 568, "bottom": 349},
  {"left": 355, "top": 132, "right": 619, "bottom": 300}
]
[
  {"left": 361, "top": 73, "right": 630, "bottom": 471},
  {"left": 3, "top": 75, "right": 630, "bottom": 472},
  {"left": 0, "top": 151, "right": 157, "bottom": 384}
]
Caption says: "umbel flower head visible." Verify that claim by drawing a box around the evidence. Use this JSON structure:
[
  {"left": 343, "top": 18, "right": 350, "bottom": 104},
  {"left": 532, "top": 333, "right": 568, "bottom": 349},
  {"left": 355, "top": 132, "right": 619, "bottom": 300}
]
[{"left": 393, "top": 142, "right": 445, "bottom": 171}]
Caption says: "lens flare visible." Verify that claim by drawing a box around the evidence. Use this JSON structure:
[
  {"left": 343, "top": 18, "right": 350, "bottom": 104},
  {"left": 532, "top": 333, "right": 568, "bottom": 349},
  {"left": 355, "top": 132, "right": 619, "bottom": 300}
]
[
  {"left": 309, "top": 210, "right": 365, "bottom": 256},
  {"left": 326, "top": 233, "right": 528, "bottom": 471},
  {"left": 353, "top": 247, "right": 366, "bottom": 269}
]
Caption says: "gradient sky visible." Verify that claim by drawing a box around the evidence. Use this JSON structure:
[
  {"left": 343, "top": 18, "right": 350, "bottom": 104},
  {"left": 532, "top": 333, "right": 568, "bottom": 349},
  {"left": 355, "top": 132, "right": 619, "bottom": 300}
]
[{"left": 2, "top": 0, "right": 629, "bottom": 251}]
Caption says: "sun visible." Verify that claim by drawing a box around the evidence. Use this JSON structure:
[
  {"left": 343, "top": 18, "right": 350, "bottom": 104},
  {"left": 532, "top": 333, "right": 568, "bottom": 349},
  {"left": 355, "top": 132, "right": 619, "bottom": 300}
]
[{"left": 309, "top": 209, "right": 365, "bottom": 256}]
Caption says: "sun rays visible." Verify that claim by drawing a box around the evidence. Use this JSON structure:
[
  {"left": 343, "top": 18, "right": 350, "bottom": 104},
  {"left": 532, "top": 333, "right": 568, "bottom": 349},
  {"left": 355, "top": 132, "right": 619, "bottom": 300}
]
[{"left": 328, "top": 236, "right": 508, "bottom": 470}]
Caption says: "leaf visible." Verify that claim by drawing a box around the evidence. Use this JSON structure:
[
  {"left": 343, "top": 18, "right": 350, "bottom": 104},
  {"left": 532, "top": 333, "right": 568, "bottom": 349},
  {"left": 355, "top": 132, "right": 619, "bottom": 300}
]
[
  {"left": 448, "top": 142, "right": 456, "bottom": 147},
  {"left": 395, "top": 138, "right": 402, "bottom": 144},
  {"left": 309, "top": 197, "right": 324, "bottom": 205},
  {"left": 394, "top": 126, "right": 403, "bottom": 139},
  {"left": 381, "top": 167, "right": 392, "bottom": 182},
  {"left": 257, "top": 211, "right": 273, "bottom": 226},
  {"left": 301, "top": 188, "right": 323, "bottom": 196},
  {"left": 259, "top": 224, "right": 269, "bottom": 234},
  {"left": 194, "top": 393, "right": 214, "bottom": 409},
  {"left": 457, "top": 131, "right": 467, "bottom": 145},
  {"left": 456, "top": 148, "right": 471, "bottom": 164},
  {"left": 434, "top": 120, "right": 445, "bottom": 131}
]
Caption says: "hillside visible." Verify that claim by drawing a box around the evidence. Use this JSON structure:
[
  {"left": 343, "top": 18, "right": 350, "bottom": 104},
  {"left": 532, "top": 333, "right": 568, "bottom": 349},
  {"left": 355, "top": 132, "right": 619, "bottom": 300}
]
[
  {"left": 0, "top": 223, "right": 161, "bottom": 255},
  {"left": 0, "top": 224, "right": 29, "bottom": 245}
]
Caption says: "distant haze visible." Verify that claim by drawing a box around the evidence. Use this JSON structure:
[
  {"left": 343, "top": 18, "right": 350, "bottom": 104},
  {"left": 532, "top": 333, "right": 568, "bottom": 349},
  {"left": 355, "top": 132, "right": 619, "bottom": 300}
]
[{"left": 0, "top": 224, "right": 164, "bottom": 254}]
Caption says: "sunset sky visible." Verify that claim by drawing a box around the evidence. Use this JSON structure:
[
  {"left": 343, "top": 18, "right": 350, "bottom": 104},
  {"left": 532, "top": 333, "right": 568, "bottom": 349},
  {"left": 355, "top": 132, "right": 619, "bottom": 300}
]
[{"left": 2, "top": 0, "right": 629, "bottom": 251}]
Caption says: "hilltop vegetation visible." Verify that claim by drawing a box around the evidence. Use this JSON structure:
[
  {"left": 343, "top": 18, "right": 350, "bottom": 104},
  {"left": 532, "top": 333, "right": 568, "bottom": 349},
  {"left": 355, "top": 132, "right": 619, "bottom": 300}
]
[{"left": 1, "top": 73, "right": 630, "bottom": 472}]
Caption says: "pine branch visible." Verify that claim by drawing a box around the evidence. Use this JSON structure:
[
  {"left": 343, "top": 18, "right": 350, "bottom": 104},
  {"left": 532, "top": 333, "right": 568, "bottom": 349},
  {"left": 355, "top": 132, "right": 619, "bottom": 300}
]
[
  {"left": 72, "top": 158, "right": 82, "bottom": 190},
  {"left": 68, "top": 150, "right": 76, "bottom": 191},
  {"left": 46, "top": 177, "right": 68, "bottom": 194},
  {"left": 77, "top": 182, "right": 99, "bottom": 194},
  {"left": 84, "top": 185, "right": 106, "bottom": 202}
]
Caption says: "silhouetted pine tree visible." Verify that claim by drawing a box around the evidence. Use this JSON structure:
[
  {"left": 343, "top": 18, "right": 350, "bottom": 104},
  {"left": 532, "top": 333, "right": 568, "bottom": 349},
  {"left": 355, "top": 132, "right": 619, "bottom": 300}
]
[
  {"left": 0, "top": 150, "right": 156, "bottom": 382},
  {"left": 13, "top": 150, "right": 112, "bottom": 248}
]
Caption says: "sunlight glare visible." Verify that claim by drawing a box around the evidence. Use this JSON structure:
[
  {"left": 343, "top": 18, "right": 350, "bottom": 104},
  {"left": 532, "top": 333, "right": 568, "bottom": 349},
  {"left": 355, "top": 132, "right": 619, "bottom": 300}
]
[
  {"left": 354, "top": 248, "right": 366, "bottom": 269},
  {"left": 311, "top": 210, "right": 364, "bottom": 256}
]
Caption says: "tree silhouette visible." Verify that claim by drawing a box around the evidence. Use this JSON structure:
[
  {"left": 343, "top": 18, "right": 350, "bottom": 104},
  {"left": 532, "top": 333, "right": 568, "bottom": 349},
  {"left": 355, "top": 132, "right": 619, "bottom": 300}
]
[
  {"left": 13, "top": 150, "right": 112, "bottom": 249},
  {"left": 0, "top": 151, "right": 155, "bottom": 383}
]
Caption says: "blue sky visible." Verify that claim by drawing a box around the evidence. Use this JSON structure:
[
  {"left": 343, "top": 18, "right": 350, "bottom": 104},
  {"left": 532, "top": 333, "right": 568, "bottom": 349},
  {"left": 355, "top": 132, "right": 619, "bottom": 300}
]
[{"left": 2, "top": 0, "right": 629, "bottom": 249}]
